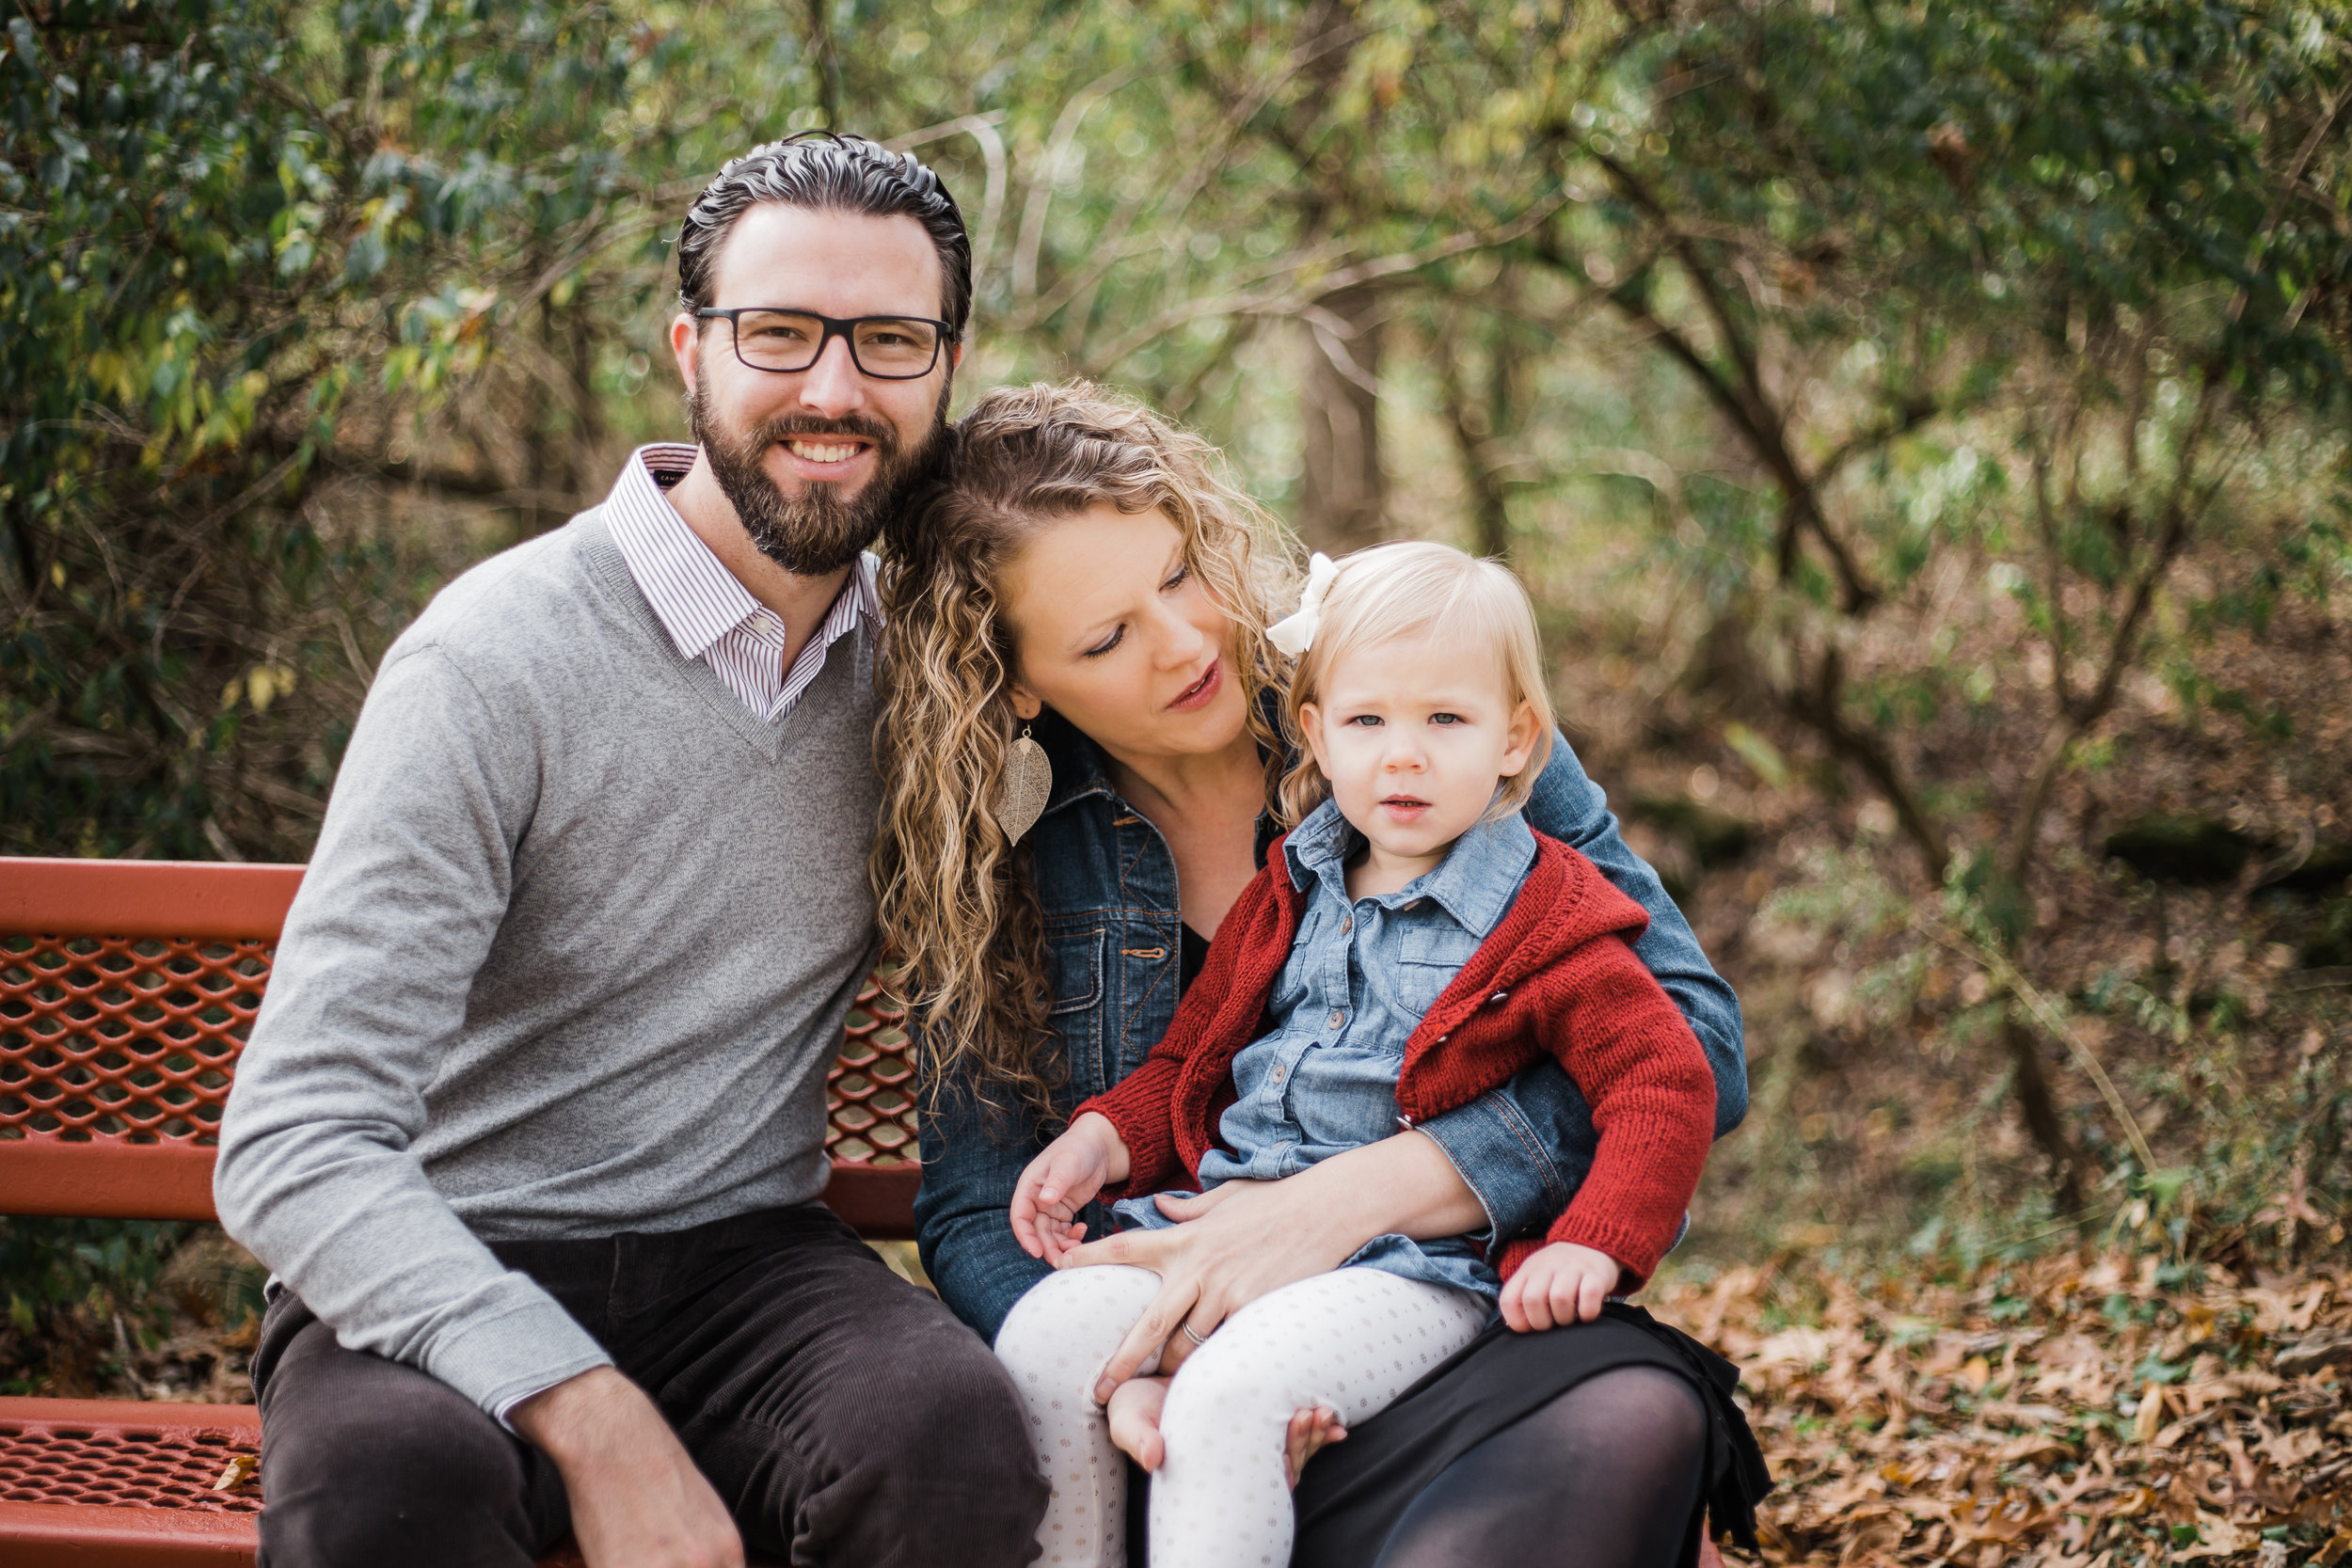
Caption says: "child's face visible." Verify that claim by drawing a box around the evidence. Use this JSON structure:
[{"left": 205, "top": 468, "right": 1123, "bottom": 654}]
[{"left": 1298, "top": 630, "right": 1542, "bottom": 870}]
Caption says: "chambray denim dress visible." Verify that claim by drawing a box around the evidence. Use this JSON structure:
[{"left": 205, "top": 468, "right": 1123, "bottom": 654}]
[
  {"left": 914, "top": 708, "right": 1749, "bottom": 1343},
  {"left": 1108, "top": 800, "right": 1544, "bottom": 1300}
]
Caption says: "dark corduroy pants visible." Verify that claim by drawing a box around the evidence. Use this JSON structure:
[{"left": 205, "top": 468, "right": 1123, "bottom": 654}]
[{"left": 250, "top": 1202, "right": 1047, "bottom": 1568}]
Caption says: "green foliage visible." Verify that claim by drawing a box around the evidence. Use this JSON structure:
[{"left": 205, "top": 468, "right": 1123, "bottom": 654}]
[
  {"left": 0, "top": 1216, "right": 186, "bottom": 1390},
  {"left": 0, "top": 0, "right": 691, "bottom": 857}
]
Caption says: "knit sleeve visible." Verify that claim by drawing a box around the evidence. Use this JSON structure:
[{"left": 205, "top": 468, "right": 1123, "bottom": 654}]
[
  {"left": 1529, "top": 932, "right": 1718, "bottom": 1288},
  {"left": 1075, "top": 1053, "right": 1184, "bottom": 1197}
]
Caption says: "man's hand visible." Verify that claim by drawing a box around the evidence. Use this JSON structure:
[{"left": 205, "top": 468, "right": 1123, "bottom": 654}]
[
  {"left": 1498, "top": 1241, "right": 1621, "bottom": 1332},
  {"left": 1009, "top": 1111, "right": 1131, "bottom": 1261},
  {"left": 511, "top": 1367, "right": 741, "bottom": 1568}
]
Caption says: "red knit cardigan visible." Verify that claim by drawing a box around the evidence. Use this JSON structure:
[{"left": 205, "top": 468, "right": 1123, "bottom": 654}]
[{"left": 1075, "top": 829, "right": 1718, "bottom": 1287}]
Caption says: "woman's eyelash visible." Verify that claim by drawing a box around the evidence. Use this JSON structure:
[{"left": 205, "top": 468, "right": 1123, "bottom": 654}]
[{"left": 1085, "top": 566, "right": 1183, "bottom": 656}]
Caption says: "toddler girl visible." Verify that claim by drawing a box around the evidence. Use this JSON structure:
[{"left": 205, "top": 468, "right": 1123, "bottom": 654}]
[{"left": 993, "top": 541, "right": 1719, "bottom": 1568}]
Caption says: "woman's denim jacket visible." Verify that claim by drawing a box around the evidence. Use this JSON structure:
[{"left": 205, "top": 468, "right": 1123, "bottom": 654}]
[{"left": 914, "top": 710, "right": 1748, "bottom": 1342}]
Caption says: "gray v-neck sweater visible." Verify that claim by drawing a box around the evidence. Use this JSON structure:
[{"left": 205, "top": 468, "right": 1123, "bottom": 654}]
[{"left": 215, "top": 511, "right": 881, "bottom": 1417}]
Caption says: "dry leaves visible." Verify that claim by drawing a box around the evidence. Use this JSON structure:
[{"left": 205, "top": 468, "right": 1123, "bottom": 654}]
[{"left": 1651, "top": 1254, "right": 2352, "bottom": 1568}]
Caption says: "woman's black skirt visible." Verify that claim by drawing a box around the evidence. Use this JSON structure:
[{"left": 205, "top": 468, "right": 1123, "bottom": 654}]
[{"left": 1283, "top": 1302, "right": 1772, "bottom": 1567}]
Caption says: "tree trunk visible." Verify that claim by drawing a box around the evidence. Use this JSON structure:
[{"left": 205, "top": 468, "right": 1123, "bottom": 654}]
[
  {"left": 1296, "top": 283, "right": 1385, "bottom": 552},
  {"left": 2003, "top": 1010, "right": 2088, "bottom": 1212},
  {"left": 1436, "top": 306, "right": 1521, "bottom": 561}
]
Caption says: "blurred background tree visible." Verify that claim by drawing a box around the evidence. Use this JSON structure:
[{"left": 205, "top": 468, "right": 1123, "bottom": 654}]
[{"left": 5, "top": 0, "right": 2349, "bottom": 1391}]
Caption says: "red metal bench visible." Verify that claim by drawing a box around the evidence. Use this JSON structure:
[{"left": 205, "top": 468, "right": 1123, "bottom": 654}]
[{"left": 0, "top": 856, "right": 922, "bottom": 1565}]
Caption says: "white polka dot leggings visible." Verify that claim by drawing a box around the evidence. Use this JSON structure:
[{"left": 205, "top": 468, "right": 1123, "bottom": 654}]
[{"left": 993, "top": 1263, "right": 1489, "bottom": 1568}]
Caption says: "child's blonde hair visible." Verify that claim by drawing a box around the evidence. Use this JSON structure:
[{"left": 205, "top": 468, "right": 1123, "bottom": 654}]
[{"left": 1277, "top": 541, "right": 1557, "bottom": 826}]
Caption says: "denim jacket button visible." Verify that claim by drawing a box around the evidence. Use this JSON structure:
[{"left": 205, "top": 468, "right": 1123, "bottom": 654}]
[{"left": 1327, "top": 1009, "right": 1344, "bottom": 1028}]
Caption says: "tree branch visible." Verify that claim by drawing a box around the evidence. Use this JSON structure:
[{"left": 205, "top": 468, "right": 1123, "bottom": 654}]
[{"left": 1785, "top": 645, "right": 1952, "bottom": 879}]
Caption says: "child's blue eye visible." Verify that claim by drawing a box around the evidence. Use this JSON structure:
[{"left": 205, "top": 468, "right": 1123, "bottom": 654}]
[
  {"left": 1345, "top": 714, "right": 1383, "bottom": 726},
  {"left": 1430, "top": 712, "right": 1464, "bottom": 725}
]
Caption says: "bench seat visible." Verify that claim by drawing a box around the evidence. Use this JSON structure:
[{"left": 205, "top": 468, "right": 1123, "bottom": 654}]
[{"left": 0, "top": 856, "right": 918, "bottom": 1566}]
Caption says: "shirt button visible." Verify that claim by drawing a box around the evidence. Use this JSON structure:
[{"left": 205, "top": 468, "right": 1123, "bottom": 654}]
[
  {"left": 1271, "top": 1064, "right": 1287, "bottom": 1084},
  {"left": 1341, "top": 916, "right": 1353, "bottom": 934},
  {"left": 1327, "top": 1010, "right": 1344, "bottom": 1029}
]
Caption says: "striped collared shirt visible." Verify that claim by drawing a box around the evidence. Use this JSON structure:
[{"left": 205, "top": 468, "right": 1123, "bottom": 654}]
[{"left": 604, "top": 443, "right": 881, "bottom": 724}]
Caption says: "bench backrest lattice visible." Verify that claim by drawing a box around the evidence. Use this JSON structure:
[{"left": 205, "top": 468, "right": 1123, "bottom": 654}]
[{"left": 0, "top": 858, "right": 921, "bottom": 1235}]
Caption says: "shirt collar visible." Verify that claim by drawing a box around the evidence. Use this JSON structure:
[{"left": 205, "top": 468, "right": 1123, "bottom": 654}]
[
  {"left": 604, "top": 443, "right": 880, "bottom": 660},
  {"left": 1036, "top": 684, "right": 1295, "bottom": 853},
  {"left": 1282, "top": 797, "right": 1536, "bottom": 937}
]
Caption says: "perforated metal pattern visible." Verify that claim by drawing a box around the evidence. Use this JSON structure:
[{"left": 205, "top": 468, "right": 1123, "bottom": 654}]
[
  {"left": 826, "top": 971, "right": 917, "bottom": 1165},
  {"left": 0, "top": 1419, "right": 262, "bottom": 1512},
  {"left": 0, "top": 937, "right": 264, "bottom": 1143},
  {"left": 0, "top": 932, "right": 920, "bottom": 1166}
]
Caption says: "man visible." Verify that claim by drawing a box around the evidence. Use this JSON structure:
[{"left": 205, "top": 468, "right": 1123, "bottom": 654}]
[{"left": 215, "top": 134, "right": 1046, "bottom": 1568}]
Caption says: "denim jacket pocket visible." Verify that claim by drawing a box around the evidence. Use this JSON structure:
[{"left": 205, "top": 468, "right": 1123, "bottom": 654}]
[
  {"left": 1046, "top": 924, "right": 1106, "bottom": 1094},
  {"left": 1047, "top": 925, "right": 1104, "bottom": 1015}
]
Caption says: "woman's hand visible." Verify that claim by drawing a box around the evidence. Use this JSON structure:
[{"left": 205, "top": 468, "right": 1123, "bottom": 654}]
[
  {"left": 1009, "top": 1112, "right": 1131, "bottom": 1261},
  {"left": 1498, "top": 1241, "right": 1621, "bottom": 1331},
  {"left": 1056, "top": 1130, "right": 1487, "bottom": 1401}
]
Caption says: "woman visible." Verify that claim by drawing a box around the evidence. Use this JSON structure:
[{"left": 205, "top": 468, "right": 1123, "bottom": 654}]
[{"left": 874, "top": 382, "right": 1766, "bottom": 1567}]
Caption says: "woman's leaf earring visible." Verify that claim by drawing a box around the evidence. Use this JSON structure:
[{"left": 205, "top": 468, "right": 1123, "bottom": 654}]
[{"left": 995, "top": 722, "right": 1054, "bottom": 845}]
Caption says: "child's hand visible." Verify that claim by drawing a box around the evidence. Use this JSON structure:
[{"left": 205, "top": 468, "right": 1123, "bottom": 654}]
[
  {"left": 1499, "top": 1241, "right": 1622, "bottom": 1331},
  {"left": 1105, "top": 1374, "right": 1171, "bottom": 1470},
  {"left": 1009, "top": 1112, "right": 1131, "bottom": 1262}
]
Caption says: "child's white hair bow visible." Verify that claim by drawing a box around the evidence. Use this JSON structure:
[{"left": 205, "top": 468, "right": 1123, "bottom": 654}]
[{"left": 1265, "top": 552, "right": 1339, "bottom": 657}]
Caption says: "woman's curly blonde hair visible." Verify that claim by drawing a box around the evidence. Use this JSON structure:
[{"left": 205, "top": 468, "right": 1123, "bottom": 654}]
[{"left": 872, "top": 380, "right": 1297, "bottom": 1116}]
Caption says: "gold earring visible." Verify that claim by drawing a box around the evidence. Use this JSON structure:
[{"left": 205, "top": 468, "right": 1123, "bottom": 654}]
[{"left": 994, "top": 723, "right": 1053, "bottom": 845}]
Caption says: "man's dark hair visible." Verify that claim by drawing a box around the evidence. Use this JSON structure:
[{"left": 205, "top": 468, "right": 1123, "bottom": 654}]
[{"left": 676, "top": 132, "right": 973, "bottom": 338}]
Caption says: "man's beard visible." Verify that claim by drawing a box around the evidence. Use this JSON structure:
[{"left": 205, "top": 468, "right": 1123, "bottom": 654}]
[{"left": 689, "top": 379, "right": 950, "bottom": 577}]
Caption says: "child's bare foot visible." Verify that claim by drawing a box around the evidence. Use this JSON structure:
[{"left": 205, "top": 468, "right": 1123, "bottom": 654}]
[
  {"left": 1282, "top": 1404, "right": 1347, "bottom": 1487},
  {"left": 1105, "top": 1375, "right": 1171, "bottom": 1470}
]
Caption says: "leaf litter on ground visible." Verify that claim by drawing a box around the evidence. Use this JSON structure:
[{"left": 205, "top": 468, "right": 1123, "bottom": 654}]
[{"left": 1649, "top": 1253, "right": 2351, "bottom": 1568}]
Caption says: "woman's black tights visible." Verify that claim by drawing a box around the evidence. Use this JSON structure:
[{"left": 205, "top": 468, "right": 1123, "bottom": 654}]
[{"left": 1369, "top": 1365, "right": 1708, "bottom": 1568}]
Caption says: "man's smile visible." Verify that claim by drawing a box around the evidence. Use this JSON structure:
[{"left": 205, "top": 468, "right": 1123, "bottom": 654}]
[{"left": 780, "top": 436, "right": 875, "bottom": 476}]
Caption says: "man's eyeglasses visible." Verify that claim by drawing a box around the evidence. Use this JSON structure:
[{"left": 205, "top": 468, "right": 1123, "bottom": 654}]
[{"left": 694, "top": 309, "right": 955, "bottom": 380}]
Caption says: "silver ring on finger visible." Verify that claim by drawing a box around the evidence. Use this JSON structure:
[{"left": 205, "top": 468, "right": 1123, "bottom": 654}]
[{"left": 1180, "top": 1323, "right": 1209, "bottom": 1346}]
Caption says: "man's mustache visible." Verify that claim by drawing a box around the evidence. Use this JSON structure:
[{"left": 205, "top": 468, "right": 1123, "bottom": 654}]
[{"left": 754, "top": 414, "right": 900, "bottom": 465}]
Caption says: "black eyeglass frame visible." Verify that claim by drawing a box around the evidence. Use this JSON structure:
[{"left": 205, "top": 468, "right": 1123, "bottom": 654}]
[{"left": 693, "top": 308, "right": 958, "bottom": 380}]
